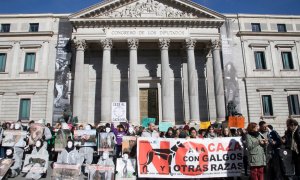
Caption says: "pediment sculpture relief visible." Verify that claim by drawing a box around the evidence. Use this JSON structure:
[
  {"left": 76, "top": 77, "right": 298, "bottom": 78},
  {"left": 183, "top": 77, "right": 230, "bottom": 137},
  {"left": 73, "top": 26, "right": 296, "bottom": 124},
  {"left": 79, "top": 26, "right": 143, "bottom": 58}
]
[{"left": 98, "top": 0, "right": 199, "bottom": 18}]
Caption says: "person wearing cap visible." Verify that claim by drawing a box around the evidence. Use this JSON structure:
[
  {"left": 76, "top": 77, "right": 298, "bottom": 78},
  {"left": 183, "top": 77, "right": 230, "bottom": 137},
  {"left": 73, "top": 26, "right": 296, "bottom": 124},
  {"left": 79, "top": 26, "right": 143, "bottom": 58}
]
[{"left": 141, "top": 122, "right": 159, "bottom": 138}]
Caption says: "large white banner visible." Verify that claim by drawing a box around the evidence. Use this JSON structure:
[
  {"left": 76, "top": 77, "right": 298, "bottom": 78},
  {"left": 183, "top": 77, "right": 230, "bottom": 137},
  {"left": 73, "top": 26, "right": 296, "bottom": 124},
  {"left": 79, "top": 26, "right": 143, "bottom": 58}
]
[
  {"left": 137, "top": 137, "right": 243, "bottom": 179},
  {"left": 111, "top": 102, "right": 127, "bottom": 122}
]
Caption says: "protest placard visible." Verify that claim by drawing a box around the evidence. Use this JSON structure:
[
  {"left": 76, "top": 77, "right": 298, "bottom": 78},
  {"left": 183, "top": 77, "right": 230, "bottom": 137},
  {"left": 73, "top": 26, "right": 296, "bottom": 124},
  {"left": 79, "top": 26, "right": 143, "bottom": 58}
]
[
  {"left": 55, "top": 129, "right": 72, "bottom": 151},
  {"left": 141, "top": 118, "right": 156, "bottom": 128},
  {"left": 228, "top": 116, "right": 245, "bottom": 128},
  {"left": 29, "top": 123, "right": 45, "bottom": 145},
  {"left": 2, "top": 130, "right": 27, "bottom": 147},
  {"left": 112, "top": 102, "right": 127, "bottom": 122},
  {"left": 86, "top": 163, "right": 115, "bottom": 180},
  {"left": 22, "top": 154, "right": 49, "bottom": 174},
  {"left": 52, "top": 163, "right": 81, "bottom": 180},
  {"left": 116, "top": 158, "right": 136, "bottom": 180},
  {"left": 122, "top": 136, "right": 137, "bottom": 156},
  {"left": 0, "top": 159, "right": 14, "bottom": 180},
  {"left": 74, "top": 129, "right": 96, "bottom": 147},
  {"left": 137, "top": 137, "right": 243, "bottom": 178},
  {"left": 97, "top": 132, "right": 116, "bottom": 152},
  {"left": 159, "top": 122, "right": 173, "bottom": 132},
  {"left": 200, "top": 121, "right": 211, "bottom": 130}
]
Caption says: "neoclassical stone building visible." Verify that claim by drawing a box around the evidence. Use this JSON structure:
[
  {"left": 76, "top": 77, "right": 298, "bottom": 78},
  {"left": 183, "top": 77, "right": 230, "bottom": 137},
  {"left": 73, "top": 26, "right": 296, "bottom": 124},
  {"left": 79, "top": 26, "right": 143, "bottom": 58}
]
[{"left": 1, "top": 0, "right": 300, "bottom": 134}]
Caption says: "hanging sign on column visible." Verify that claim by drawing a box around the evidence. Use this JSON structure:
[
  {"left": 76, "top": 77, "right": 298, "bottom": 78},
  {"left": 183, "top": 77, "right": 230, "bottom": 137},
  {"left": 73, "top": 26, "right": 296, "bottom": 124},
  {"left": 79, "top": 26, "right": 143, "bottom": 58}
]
[{"left": 112, "top": 102, "right": 127, "bottom": 122}]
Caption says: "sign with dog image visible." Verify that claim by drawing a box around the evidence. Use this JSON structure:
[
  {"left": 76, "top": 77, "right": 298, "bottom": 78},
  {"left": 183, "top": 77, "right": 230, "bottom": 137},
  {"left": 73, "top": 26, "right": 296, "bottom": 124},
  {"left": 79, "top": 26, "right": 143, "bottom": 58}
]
[{"left": 137, "top": 137, "right": 243, "bottom": 178}]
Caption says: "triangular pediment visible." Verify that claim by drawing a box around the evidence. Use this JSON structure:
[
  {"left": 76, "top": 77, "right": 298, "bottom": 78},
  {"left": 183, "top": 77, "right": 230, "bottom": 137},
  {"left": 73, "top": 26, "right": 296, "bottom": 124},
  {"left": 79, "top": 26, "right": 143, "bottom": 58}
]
[{"left": 70, "top": 0, "right": 225, "bottom": 20}]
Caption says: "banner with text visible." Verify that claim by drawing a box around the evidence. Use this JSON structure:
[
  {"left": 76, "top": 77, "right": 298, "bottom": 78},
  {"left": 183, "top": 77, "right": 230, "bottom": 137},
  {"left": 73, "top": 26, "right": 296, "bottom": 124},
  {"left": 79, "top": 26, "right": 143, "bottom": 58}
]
[
  {"left": 112, "top": 102, "right": 127, "bottom": 122},
  {"left": 137, "top": 137, "right": 243, "bottom": 179}
]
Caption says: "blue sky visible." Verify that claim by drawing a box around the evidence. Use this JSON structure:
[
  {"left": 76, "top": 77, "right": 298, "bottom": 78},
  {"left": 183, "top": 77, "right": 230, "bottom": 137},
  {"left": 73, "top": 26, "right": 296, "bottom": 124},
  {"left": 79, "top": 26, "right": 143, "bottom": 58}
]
[{"left": 0, "top": 0, "right": 299, "bottom": 15}]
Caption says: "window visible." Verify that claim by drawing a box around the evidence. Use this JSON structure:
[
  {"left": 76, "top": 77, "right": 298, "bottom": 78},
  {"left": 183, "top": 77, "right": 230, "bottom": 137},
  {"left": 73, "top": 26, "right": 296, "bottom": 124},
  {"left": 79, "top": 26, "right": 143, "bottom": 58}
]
[
  {"left": 0, "top": 53, "right": 6, "bottom": 72},
  {"left": 29, "top": 23, "right": 39, "bottom": 32},
  {"left": 251, "top": 23, "right": 261, "bottom": 32},
  {"left": 288, "top": 95, "right": 300, "bottom": 115},
  {"left": 281, "top": 52, "right": 294, "bottom": 69},
  {"left": 254, "top": 51, "right": 267, "bottom": 69},
  {"left": 19, "top": 99, "right": 31, "bottom": 120},
  {"left": 277, "top": 24, "right": 287, "bottom": 32},
  {"left": 24, "top": 53, "right": 36, "bottom": 72},
  {"left": 1, "top": 24, "right": 10, "bottom": 32},
  {"left": 262, "top": 95, "right": 273, "bottom": 116}
]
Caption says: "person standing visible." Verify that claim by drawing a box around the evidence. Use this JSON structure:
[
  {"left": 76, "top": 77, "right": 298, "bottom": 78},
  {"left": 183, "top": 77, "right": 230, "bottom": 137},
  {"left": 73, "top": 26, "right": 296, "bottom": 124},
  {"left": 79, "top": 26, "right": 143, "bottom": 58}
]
[
  {"left": 246, "top": 122, "right": 268, "bottom": 180},
  {"left": 141, "top": 122, "right": 159, "bottom": 138},
  {"left": 285, "top": 118, "right": 300, "bottom": 178}
]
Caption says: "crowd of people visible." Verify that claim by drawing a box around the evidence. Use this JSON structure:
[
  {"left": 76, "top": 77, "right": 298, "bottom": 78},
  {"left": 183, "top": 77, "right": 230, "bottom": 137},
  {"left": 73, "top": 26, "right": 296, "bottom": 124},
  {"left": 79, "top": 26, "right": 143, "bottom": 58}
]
[{"left": 0, "top": 117, "right": 299, "bottom": 180}]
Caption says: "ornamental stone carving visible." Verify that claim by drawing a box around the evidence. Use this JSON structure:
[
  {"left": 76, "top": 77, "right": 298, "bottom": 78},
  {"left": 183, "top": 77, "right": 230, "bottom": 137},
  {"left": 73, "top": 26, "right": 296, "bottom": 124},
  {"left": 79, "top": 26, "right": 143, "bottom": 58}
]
[
  {"left": 74, "top": 40, "right": 87, "bottom": 51},
  {"left": 100, "top": 39, "right": 113, "bottom": 50},
  {"left": 100, "top": 0, "right": 197, "bottom": 18},
  {"left": 159, "top": 38, "right": 170, "bottom": 50},
  {"left": 128, "top": 39, "right": 139, "bottom": 49},
  {"left": 185, "top": 39, "right": 196, "bottom": 50},
  {"left": 211, "top": 40, "right": 221, "bottom": 50}
]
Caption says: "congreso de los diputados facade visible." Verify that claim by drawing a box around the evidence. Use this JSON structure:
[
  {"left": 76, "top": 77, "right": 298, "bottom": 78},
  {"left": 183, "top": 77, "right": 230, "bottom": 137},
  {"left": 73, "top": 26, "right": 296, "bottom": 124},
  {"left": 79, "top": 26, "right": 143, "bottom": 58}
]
[{"left": 0, "top": 0, "right": 300, "bottom": 134}]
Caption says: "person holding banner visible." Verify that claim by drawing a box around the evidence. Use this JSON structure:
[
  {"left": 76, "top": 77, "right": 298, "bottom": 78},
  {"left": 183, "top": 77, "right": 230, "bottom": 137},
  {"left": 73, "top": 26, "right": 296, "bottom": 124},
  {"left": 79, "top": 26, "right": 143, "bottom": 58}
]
[
  {"left": 5, "top": 147, "right": 21, "bottom": 178},
  {"left": 246, "top": 122, "right": 268, "bottom": 180},
  {"left": 79, "top": 124, "right": 95, "bottom": 173},
  {"left": 57, "top": 139, "right": 83, "bottom": 165},
  {"left": 111, "top": 123, "right": 128, "bottom": 158},
  {"left": 141, "top": 122, "right": 159, "bottom": 138},
  {"left": 24, "top": 140, "right": 49, "bottom": 179}
]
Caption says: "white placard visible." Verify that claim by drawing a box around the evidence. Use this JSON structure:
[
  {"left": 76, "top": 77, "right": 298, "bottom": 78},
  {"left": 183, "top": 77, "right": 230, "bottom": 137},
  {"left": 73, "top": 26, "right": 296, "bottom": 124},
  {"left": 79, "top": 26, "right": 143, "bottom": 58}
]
[{"left": 112, "top": 102, "right": 127, "bottom": 122}]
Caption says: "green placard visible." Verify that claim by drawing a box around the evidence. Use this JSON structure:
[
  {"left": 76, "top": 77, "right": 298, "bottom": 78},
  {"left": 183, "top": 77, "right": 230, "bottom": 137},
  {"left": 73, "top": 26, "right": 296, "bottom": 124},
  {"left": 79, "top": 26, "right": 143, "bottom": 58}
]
[
  {"left": 142, "top": 118, "right": 156, "bottom": 128},
  {"left": 159, "top": 122, "right": 172, "bottom": 132}
]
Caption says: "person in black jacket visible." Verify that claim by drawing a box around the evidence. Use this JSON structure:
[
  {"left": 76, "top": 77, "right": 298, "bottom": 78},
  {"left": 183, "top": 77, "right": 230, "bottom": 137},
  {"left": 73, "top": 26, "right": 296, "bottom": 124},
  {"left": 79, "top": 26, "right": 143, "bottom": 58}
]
[{"left": 285, "top": 118, "right": 300, "bottom": 178}]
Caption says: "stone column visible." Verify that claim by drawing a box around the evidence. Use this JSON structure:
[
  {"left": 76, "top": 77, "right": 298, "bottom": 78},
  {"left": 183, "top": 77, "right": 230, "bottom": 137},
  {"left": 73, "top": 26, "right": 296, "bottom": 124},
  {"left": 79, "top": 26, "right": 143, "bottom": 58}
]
[
  {"left": 100, "top": 39, "right": 113, "bottom": 123},
  {"left": 73, "top": 40, "right": 87, "bottom": 121},
  {"left": 159, "top": 39, "right": 174, "bottom": 123},
  {"left": 128, "top": 39, "right": 139, "bottom": 125},
  {"left": 185, "top": 39, "right": 200, "bottom": 123},
  {"left": 211, "top": 40, "right": 226, "bottom": 121}
]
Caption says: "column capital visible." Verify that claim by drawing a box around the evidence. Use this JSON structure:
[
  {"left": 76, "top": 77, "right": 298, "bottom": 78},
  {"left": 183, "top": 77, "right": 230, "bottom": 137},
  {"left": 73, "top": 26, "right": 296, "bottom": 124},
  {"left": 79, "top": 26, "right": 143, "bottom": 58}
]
[
  {"left": 159, "top": 38, "right": 170, "bottom": 50},
  {"left": 101, "top": 39, "right": 113, "bottom": 50},
  {"left": 185, "top": 38, "right": 196, "bottom": 50},
  {"left": 128, "top": 38, "right": 139, "bottom": 50},
  {"left": 73, "top": 39, "right": 87, "bottom": 51},
  {"left": 211, "top": 39, "right": 221, "bottom": 50}
]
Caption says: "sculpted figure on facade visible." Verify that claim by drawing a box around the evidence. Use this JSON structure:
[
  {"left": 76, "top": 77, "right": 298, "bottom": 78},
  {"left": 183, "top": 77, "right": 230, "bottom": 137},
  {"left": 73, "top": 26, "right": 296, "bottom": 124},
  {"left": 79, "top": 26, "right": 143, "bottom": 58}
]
[{"left": 100, "top": 0, "right": 196, "bottom": 18}]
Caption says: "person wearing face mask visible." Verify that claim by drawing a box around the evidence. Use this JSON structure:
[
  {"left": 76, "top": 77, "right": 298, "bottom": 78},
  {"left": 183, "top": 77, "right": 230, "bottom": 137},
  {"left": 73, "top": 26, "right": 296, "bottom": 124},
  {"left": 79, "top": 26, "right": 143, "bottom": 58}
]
[
  {"left": 25, "top": 140, "right": 49, "bottom": 179},
  {"left": 127, "top": 126, "right": 136, "bottom": 136},
  {"left": 101, "top": 124, "right": 116, "bottom": 154},
  {"left": 57, "top": 139, "right": 83, "bottom": 165},
  {"left": 11, "top": 122, "right": 27, "bottom": 176},
  {"left": 93, "top": 151, "right": 114, "bottom": 180},
  {"left": 5, "top": 148, "right": 22, "bottom": 178},
  {"left": 116, "top": 153, "right": 136, "bottom": 179},
  {"left": 79, "top": 124, "right": 95, "bottom": 173}
]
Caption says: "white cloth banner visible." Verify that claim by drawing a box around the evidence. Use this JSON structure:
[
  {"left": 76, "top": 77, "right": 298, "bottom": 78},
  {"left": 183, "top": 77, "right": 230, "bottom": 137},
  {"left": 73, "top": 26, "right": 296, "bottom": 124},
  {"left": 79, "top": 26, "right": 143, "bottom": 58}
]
[{"left": 137, "top": 137, "right": 243, "bottom": 178}]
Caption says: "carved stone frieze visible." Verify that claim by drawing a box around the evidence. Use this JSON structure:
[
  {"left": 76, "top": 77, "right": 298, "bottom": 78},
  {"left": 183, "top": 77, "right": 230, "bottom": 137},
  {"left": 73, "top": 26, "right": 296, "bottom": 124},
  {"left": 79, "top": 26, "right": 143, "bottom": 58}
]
[{"left": 99, "top": 0, "right": 197, "bottom": 18}]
